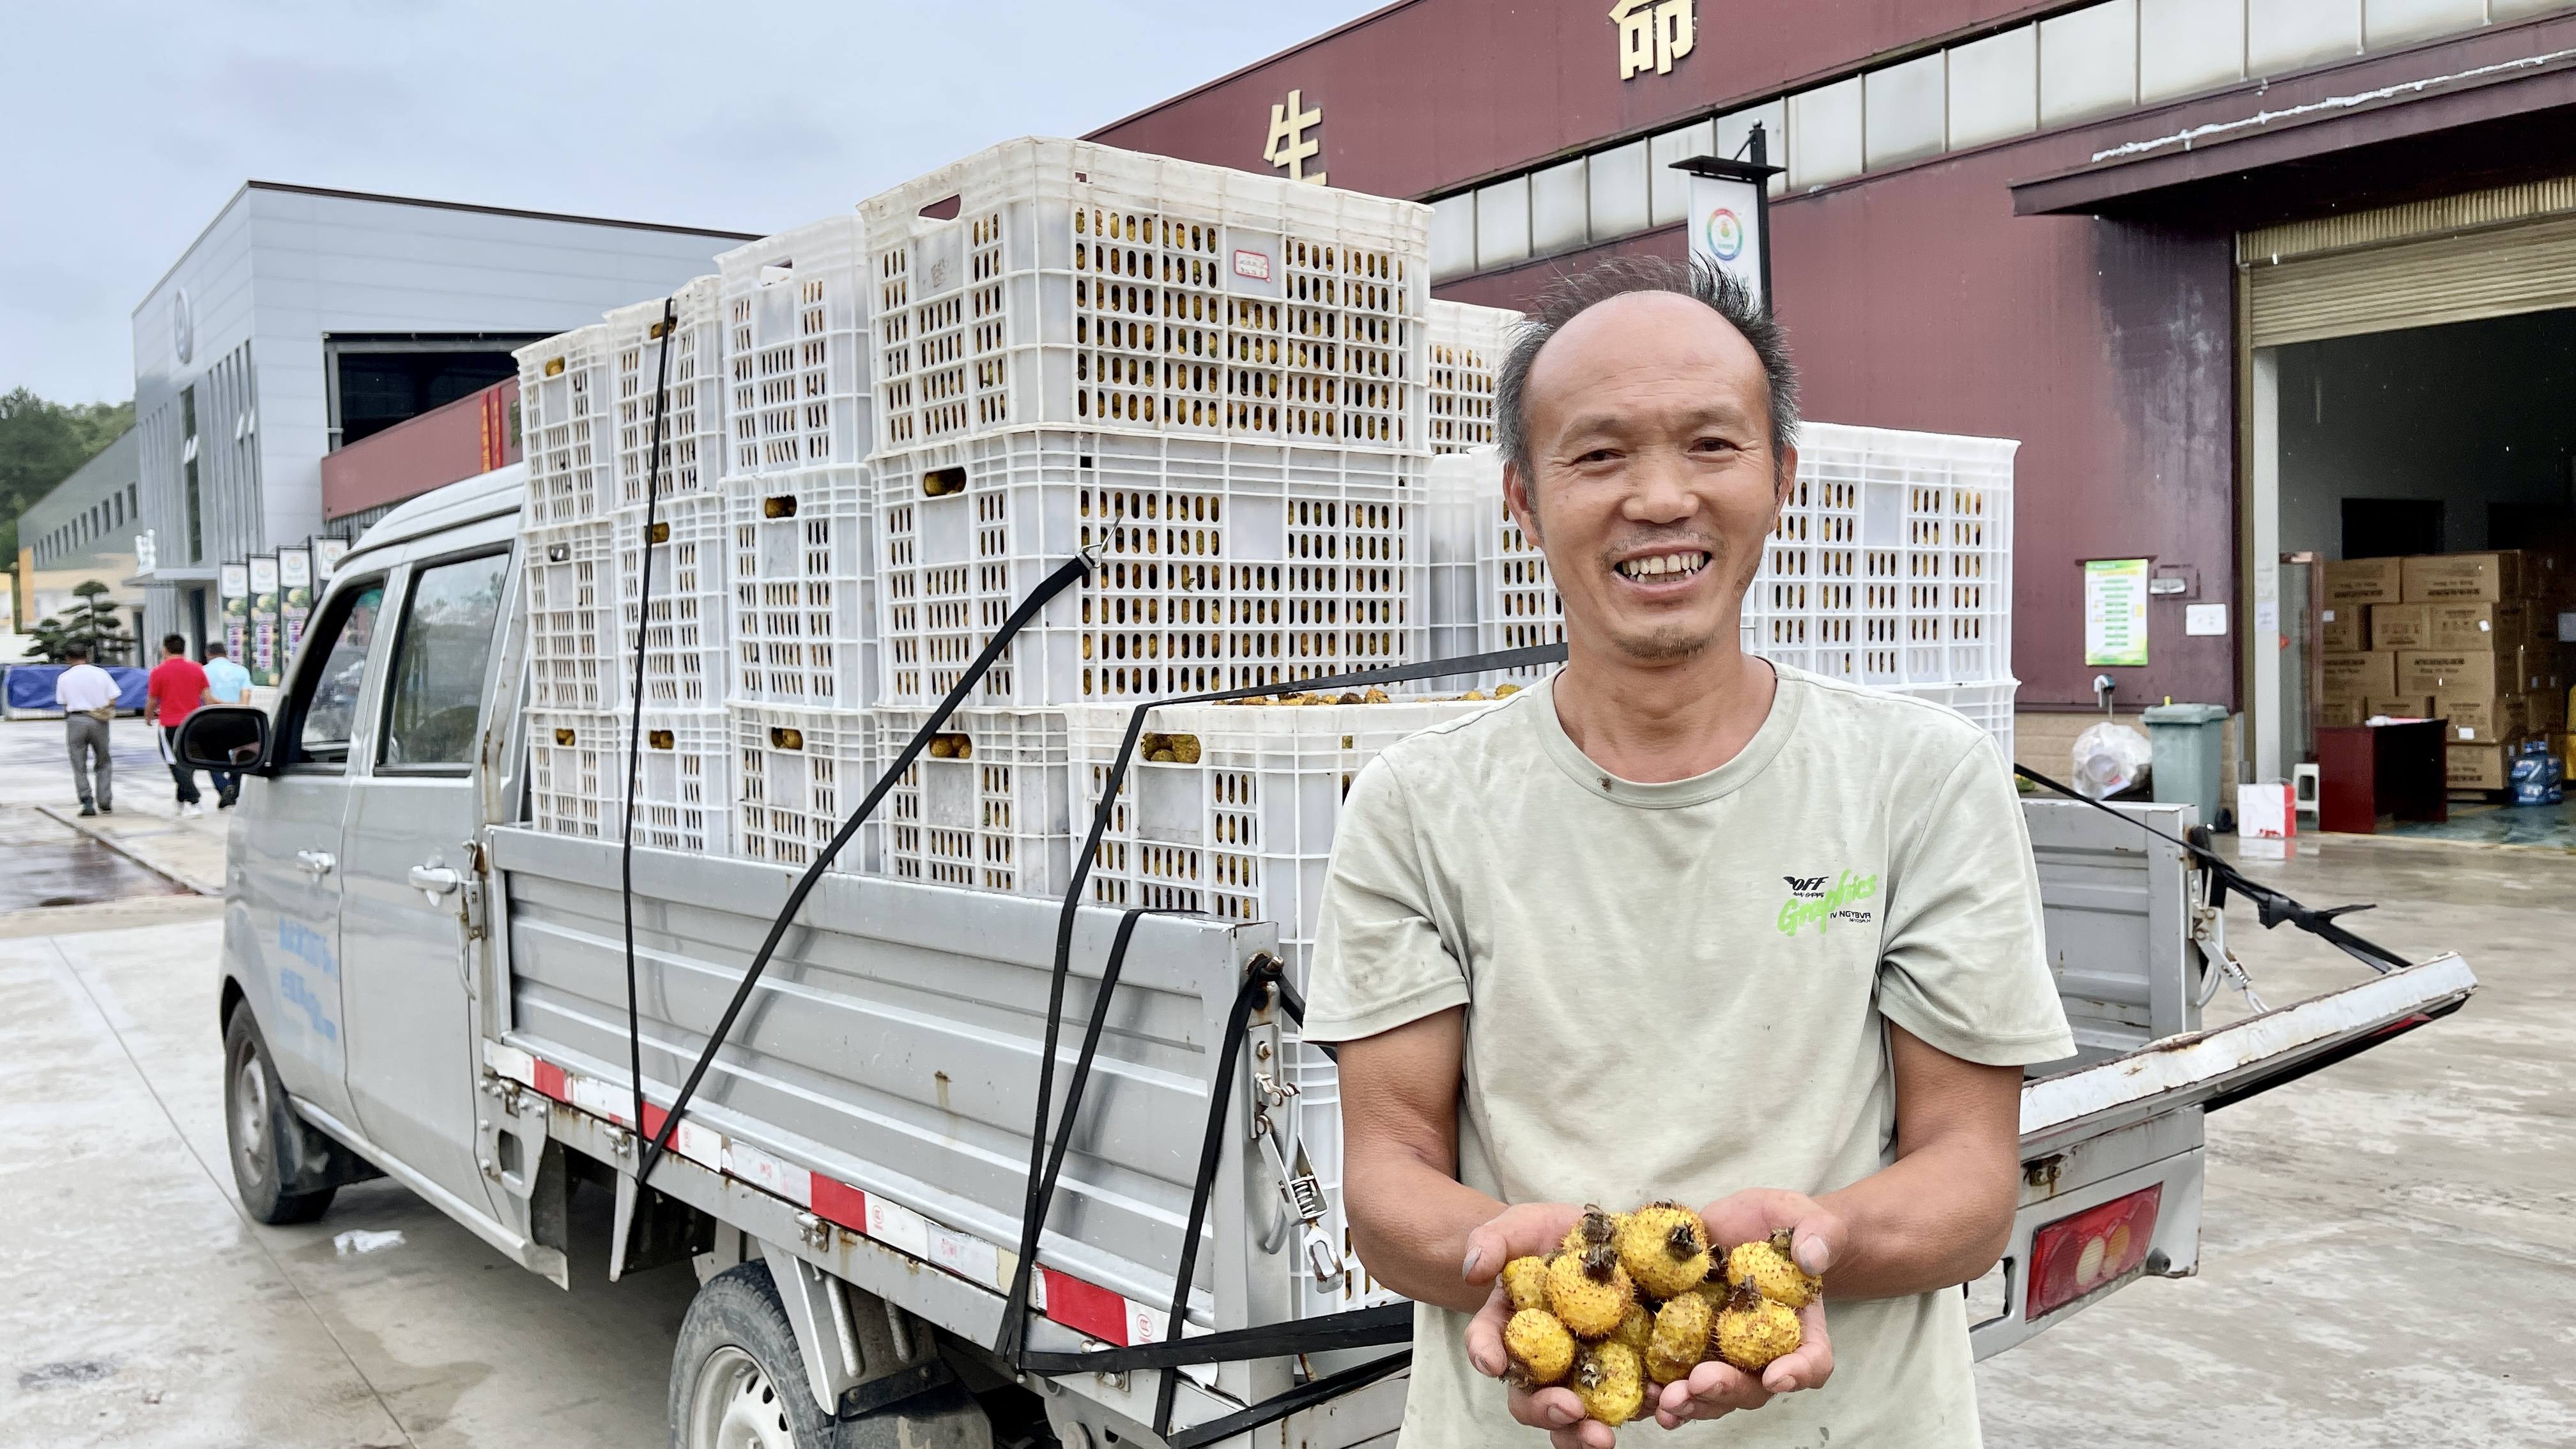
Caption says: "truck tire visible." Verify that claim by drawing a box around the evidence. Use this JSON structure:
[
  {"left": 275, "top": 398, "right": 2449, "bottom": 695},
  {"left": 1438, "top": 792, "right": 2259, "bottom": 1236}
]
[
  {"left": 670, "top": 1262, "right": 992, "bottom": 1449},
  {"left": 222, "top": 1009, "right": 337, "bottom": 1224}
]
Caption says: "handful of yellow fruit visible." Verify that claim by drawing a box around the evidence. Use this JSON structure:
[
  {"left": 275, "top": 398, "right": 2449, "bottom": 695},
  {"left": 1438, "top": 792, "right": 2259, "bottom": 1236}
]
[{"left": 1499, "top": 1204, "right": 1820, "bottom": 1426}]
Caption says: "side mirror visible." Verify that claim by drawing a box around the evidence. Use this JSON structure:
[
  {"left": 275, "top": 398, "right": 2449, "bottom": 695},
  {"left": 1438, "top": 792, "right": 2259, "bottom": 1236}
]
[{"left": 178, "top": 705, "right": 272, "bottom": 774}]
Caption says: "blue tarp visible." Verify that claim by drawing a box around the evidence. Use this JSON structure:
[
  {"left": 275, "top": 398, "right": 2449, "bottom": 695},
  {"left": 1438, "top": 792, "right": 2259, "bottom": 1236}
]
[{"left": 4, "top": 664, "right": 149, "bottom": 714}]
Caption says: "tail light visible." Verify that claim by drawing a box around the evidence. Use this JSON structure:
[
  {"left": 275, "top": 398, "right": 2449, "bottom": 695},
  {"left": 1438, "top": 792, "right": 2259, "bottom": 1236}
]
[{"left": 2026, "top": 1184, "right": 2162, "bottom": 1321}]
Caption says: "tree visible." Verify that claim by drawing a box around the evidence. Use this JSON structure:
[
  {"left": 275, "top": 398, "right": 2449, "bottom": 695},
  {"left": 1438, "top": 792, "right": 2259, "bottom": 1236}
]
[
  {"left": 21, "top": 579, "right": 134, "bottom": 664},
  {"left": 1, "top": 387, "right": 136, "bottom": 575}
]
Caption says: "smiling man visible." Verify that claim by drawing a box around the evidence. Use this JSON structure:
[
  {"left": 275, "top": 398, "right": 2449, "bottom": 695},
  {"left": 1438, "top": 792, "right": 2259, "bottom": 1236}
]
[{"left": 1303, "top": 259, "right": 2074, "bottom": 1446}]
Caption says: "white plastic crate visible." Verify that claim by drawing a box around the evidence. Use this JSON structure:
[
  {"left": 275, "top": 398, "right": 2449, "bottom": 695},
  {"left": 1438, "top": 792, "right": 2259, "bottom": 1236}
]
[
  {"left": 875, "top": 708, "right": 1072, "bottom": 898},
  {"left": 1285, "top": 1047, "right": 1402, "bottom": 1319},
  {"left": 523, "top": 520, "right": 624, "bottom": 712},
  {"left": 609, "top": 276, "right": 728, "bottom": 507},
  {"left": 861, "top": 137, "right": 1431, "bottom": 454},
  {"left": 1068, "top": 700, "right": 1495, "bottom": 981},
  {"left": 1465, "top": 448, "right": 1563, "bottom": 686},
  {"left": 1420, "top": 450, "right": 1489, "bottom": 688},
  {"left": 518, "top": 326, "right": 617, "bottom": 525},
  {"left": 1746, "top": 424, "right": 2016, "bottom": 688},
  {"left": 731, "top": 703, "right": 881, "bottom": 873},
  {"left": 877, "top": 427, "right": 1425, "bottom": 707},
  {"left": 716, "top": 217, "right": 873, "bottom": 475},
  {"left": 525, "top": 710, "right": 733, "bottom": 854},
  {"left": 615, "top": 493, "right": 732, "bottom": 709},
  {"left": 1889, "top": 678, "right": 2019, "bottom": 768},
  {"left": 1427, "top": 299, "right": 1516, "bottom": 454},
  {"left": 726, "top": 466, "right": 877, "bottom": 709}
]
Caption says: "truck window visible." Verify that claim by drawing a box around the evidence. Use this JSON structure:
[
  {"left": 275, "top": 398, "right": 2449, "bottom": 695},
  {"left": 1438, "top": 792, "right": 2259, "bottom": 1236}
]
[
  {"left": 379, "top": 549, "right": 510, "bottom": 770},
  {"left": 297, "top": 582, "right": 385, "bottom": 763}
]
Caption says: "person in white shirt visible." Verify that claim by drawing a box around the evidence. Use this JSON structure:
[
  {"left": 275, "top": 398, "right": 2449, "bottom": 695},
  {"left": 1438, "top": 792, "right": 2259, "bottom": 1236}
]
[{"left": 53, "top": 643, "right": 119, "bottom": 816}]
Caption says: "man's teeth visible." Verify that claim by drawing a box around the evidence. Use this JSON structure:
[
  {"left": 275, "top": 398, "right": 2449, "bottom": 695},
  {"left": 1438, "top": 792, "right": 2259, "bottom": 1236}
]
[{"left": 1616, "top": 551, "right": 1710, "bottom": 580}]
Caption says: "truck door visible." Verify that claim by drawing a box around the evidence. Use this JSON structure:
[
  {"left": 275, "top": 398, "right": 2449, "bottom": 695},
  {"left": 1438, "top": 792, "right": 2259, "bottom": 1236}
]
[
  {"left": 232, "top": 574, "right": 389, "bottom": 1127},
  {"left": 336, "top": 545, "right": 512, "bottom": 1216}
]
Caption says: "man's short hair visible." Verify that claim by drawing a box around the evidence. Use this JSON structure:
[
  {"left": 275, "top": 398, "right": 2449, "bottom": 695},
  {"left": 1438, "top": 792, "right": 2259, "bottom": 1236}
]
[
  {"left": 63, "top": 643, "right": 90, "bottom": 663},
  {"left": 204, "top": 641, "right": 228, "bottom": 658},
  {"left": 1495, "top": 257, "right": 1800, "bottom": 484},
  {"left": 163, "top": 632, "right": 188, "bottom": 656}
]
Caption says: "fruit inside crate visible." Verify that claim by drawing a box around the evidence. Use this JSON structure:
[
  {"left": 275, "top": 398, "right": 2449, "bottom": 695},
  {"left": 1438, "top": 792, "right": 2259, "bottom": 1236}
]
[
  {"left": 526, "top": 710, "right": 732, "bottom": 854},
  {"left": 617, "top": 493, "right": 732, "bottom": 709},
  {"left": 727, "top": 467, "right": 877, "bottom": 709},
  {"left": 877, "top": 427, "right": 1425, "bottom": 706},
  {"left": 862, "top": 137, "right": 1432, "bottom": 455},
  {"left": 608, "top": 277, "right": 727, "bottom": 507},
  {"left": 716, "top": 217, "right": 873, "bottom": 475},
  {"left": 518, "top": 326, "right": 617, "bottom": 526},
  {"left": 731, "top": 704, "right": 880, "bottom": 872},
  {"left": 875, "top": 709, "right": 1073, "bottom": 898}
]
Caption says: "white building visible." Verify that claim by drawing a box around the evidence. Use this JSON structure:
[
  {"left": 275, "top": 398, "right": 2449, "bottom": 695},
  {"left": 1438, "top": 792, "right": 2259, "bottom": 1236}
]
[{"left": 129, "top": 181, "right": 754, "bottom": 646}]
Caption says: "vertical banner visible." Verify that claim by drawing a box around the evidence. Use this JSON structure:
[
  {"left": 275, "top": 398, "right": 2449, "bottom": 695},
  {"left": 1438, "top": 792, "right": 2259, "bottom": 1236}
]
[
  {"left": 1676, "top": 151, "right": 1782, "bottom": 309},
  {"left": 2084, "top": 558, "right": 2152, "bottom": 668},
  {"left": 312, "top": 535, "right": 350, "bottom": 581},
  {"left": 277, "top": 545, "right": 314, "bottom": 665},
  {"left": 248, "top": 554, "right": 281, "bottom": 687},
  {"left": 218, "top": 562, "right": 252, "bottom": 668}
]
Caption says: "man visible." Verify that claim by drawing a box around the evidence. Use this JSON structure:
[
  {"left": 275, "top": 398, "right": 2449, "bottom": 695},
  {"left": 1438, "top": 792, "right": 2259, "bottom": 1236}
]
[
  {"left": 1305, "top": 259, "right": 2073, "bottom": 1448},
  {"left": 53, "top": 643, "right": 119, "bottom": 817},
  {"left": 201, "top": 641, "right": 250, "bottom": 808},
  {"left": 144, "top": 632, "right": 211, "bottom": 818}
]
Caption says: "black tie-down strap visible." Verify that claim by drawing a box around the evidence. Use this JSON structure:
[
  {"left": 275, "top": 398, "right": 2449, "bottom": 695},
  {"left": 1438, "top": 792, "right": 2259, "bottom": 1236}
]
[
  {"left": 996, "top": 642, "right": 1567, "bottom": 1443},
  {"left": 2013, "top": 763, "right": 2410, "bottom": 975}
]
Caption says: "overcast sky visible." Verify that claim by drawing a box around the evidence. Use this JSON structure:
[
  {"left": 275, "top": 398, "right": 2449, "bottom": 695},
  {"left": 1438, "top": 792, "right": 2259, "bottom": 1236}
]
[{"left": 0, "top": 0, "right": 1381, "bottom": 404}]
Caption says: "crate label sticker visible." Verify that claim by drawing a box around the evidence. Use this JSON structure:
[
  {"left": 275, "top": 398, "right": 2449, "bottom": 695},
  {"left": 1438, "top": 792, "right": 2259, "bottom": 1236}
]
[
  {"left": 1232, "top": 249, "right": 1273, "bottom": 282},
  {"left": 929, "top": 1225, "right": 1000, "bottom": 1286},
  {"left": 866, "top": 1195, "right": 933, "bottom": 1257},
  {"left": 724, "top": 1142, "right": 814, "bottom": 1205}
]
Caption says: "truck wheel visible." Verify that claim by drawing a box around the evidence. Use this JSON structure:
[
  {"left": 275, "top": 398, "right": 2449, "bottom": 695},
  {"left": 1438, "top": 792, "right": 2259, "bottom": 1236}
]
[
  {"left": 670, "top": 1263, "right": 991, "bottom": 1449},
  {"left": 671, "top": 1262, "right": 837, "bottom": 1449},
  {"left": 223, "top": 1009, "right": 336, "bottom": 1224}
]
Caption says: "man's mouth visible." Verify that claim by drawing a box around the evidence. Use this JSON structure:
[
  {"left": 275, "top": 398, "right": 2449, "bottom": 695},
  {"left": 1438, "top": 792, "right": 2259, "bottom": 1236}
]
[{"left": 1613, "top": 549, "right": 1712, "bottom": 582}]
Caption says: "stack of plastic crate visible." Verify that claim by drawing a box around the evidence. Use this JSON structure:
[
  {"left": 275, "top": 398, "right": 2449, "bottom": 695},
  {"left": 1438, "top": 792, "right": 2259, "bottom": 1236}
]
[
  {"left": 861, "top": 139, "right": 1438, "bottom": 720},
  {"left": 1464, "top": 448, "right": 1563, "bottom": 689},
  {"left": 1427, "top": 300, "right": 1517, "bottom": 454},
  {"left": 712, "top": 218, "right": 880, "bottom": 868}
]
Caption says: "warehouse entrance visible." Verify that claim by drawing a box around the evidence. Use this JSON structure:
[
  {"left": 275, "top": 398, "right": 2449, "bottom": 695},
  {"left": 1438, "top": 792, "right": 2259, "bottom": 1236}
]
[{"left": 2242, "top": 178, "right": 2576, "bottom": 831}]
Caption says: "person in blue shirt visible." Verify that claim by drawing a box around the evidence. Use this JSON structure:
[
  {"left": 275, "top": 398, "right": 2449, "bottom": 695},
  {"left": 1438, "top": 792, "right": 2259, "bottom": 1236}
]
[{"left": 201, "top": 641, "right": 251, "bottom": 808}]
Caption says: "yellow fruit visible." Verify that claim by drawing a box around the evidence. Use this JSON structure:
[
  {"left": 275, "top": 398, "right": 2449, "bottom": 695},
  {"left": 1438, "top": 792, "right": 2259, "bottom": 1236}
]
[
  {"left": 1544, "top": 1244, "right": 1636, "bottom": 1340},
  {"left": 1560, "top": 1206, "right": 1621, "bottom": 1259},
  {"left": 1618, "top": 1201, "right": 1712, "bottom": 1301},
  {"left": 1725, "top": 1230, "right": 1821, "bottom": 1309},
  {"left": 1572, "top": 1342, "right": 1646, "bottom": 1427},
  {"left": 1610, "top": 1303, "right": 1653, "bottom": 1352},
  {"left": 1505, "top": 1308, "right": 1576, "bottom": 1387},
  {"left": 1501, "top": 1256, "right": 1551, "bottom": 1314},
  {"left": 1646, "top": 1291, "right": 1713, "bottom": 1382},
  {"left": 1715, "top": 1286, "right": 1802, "bottom": 1372}
]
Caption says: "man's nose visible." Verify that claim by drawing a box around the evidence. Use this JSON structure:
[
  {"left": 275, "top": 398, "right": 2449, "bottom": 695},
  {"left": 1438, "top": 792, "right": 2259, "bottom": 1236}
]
[{"left": 1621, "top": 445, "right": 1699, "bottom": 525}]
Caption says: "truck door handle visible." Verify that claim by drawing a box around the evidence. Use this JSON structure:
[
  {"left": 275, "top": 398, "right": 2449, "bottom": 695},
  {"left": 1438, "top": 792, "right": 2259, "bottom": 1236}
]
[
  {"left": 296, "top": 850, "right": 335, "bottom": 877},
  {"left": 408, "top": 864, "right": 463, "bottom": 897}
]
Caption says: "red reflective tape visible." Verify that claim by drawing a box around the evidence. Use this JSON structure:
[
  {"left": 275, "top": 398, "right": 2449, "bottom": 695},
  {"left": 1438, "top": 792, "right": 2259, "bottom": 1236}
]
[
  {"left": 532, "top": 1061, "right": 569, "bottom": 1101},
  {"left": 641, "top": 1101, "right": 670, "bottom": 1138},
  {"left": 811, "top": 1176, "right": 868, "bottom": 1232},
  {"left": 1042, "top": 1269, "right": 1131, "bottom": 1346}
]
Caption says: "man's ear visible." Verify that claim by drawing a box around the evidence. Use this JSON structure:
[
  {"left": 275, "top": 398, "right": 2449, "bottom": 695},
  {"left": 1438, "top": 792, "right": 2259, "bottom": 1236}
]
[
  {"left": 1503, "top": 458, "right": 1542, "bottom": 546},
  {"left": 1773, "top": 445, "right": 1799, "bottom": 512}
]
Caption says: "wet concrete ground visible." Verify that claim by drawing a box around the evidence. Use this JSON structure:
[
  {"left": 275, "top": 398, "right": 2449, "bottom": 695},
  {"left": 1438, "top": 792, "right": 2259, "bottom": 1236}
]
[{"left": 0, "top": 807, "right": 187, "bottom": 912}]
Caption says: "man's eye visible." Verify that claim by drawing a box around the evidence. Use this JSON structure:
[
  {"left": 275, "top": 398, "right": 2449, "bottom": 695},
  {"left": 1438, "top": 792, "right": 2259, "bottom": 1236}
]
[
  {"left": 1692, "top": 435, "right": 1740, "bottom": 453},
  {"left": 1575, "top": 448, "right": 1618, "bottom": 464}
]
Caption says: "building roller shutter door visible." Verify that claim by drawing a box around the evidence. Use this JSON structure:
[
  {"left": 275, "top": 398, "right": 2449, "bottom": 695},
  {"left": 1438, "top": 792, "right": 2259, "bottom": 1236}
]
[{"left": 2242, "top": 179, "right": 2576, "bottom": 348}]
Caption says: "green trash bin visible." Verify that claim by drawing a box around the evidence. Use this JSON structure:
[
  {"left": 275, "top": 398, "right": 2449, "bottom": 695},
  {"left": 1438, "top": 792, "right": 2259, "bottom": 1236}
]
[{"left": 2141, "top": 702, "right": 2230, "bottom": 827}]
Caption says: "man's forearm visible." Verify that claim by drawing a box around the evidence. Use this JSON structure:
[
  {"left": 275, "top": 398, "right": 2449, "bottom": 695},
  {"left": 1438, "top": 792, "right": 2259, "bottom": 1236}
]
[
  {"left": 1345, "top": 1145, "right": 1510, "bottom": 1314},
  {"left": 1813, "top": 1136, "right": 2017, "bottom": 1300}
]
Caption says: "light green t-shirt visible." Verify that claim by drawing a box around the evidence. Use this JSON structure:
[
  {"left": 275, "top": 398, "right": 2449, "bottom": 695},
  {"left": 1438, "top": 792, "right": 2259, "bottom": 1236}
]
[{"left": 1303, "top": 667, "right": 2076, "bottom": 1448}]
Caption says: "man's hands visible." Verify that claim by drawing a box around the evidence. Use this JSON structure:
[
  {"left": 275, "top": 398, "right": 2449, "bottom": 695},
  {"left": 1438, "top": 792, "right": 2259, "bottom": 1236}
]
[{"left": 1461, "top": 1195, "right": 1839, "bottom": 1443}]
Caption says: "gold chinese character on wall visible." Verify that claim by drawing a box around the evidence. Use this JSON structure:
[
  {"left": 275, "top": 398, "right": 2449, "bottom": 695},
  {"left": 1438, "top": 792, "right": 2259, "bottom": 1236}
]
[
  {"left": 1262, "top": 88, "right": 1326, "bottom": 185},
  {"left": 1613, "top": 0, "right": 1695, "bottom": 80}
]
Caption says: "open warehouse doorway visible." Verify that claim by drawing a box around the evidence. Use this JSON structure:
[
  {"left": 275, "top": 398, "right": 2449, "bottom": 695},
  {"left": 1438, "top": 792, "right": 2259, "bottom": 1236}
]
[{"left": 2244, "top": 179, "right": 2576, "bottom": 841}]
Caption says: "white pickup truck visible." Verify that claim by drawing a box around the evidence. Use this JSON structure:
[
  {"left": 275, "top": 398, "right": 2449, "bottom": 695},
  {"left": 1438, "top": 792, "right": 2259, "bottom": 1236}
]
[{"left": 177, "top": 463, "right": 2477, "bottom": 1449}]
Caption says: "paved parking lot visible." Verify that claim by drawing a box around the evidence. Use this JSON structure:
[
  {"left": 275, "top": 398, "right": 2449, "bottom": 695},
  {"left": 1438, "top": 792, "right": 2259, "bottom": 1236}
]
[{"left": 1, "top": 718, "right": 2570, "bottom": 1446}]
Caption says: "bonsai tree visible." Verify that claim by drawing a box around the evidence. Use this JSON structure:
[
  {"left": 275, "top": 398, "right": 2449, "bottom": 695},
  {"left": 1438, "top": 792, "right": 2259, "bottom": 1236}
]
[{"left": 21, "top": 579, "right": 134, "bottom": 664}]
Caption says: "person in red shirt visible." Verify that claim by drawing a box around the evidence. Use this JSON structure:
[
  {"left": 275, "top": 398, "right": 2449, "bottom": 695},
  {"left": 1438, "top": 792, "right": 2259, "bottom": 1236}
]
[{"left": 145, "top": 632, "right": 212, "bottom": 818}]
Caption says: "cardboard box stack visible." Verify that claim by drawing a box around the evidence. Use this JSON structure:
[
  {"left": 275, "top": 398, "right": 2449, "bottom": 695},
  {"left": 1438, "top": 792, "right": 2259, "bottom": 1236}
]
[{"left": 2320, "top": 549, "right": 2572, "bottom": 790}]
